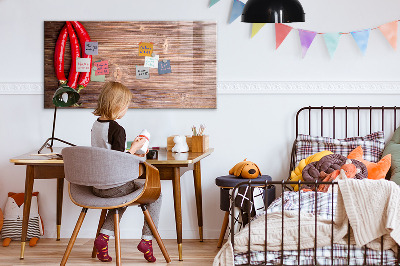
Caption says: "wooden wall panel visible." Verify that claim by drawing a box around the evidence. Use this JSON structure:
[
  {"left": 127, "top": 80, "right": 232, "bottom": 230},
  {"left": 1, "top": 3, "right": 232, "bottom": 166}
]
[{"left": 44, "top": 21, "right": 216, "bottom": 109}]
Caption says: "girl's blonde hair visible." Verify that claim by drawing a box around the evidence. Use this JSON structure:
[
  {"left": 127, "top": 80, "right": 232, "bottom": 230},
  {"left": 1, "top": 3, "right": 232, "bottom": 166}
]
[{"left": 93, "top": 81, "right": 132, "bottom": 120}]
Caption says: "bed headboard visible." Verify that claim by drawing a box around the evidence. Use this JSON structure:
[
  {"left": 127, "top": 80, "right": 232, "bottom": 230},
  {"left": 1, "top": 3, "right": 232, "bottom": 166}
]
[{"left": 290, "top": 106, "right": 400, "bottom": 179}]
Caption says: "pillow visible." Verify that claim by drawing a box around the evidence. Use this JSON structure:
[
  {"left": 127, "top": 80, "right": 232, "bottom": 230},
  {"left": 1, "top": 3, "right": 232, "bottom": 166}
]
[
  {"left": 347, "top": 146, "right": 391, "bottom": 180},
  {"left": 382, "top": 126, "right": 400, "bottom": 184},
  {"left": 295, "top": 131, "right": 385, "bottom": 167}
]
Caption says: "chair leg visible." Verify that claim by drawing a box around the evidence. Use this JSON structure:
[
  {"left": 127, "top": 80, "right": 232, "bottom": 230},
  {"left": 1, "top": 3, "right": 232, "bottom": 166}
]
[
  {"left": 141, "top": 205, "right": 171, "bottom": 263},
  {"left": 92, "top": 209, "right": 108, "bottom": 258},
  {"left": 114, "top": 209, "right": 121, "bottom": 266},
  {"left": 217, "top": 211, "right": 230, "bottom": 248},
  {"left": 60, "top": 208, "right": 88, "bottom": 266}
]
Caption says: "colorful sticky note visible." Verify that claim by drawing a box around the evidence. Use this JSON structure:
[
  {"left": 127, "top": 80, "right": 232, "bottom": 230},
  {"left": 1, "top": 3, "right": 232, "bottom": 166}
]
[
  {"left": 144, "top": 54, "right": 159, "bottom": 68},
  {"left": 76, "top": 57, "right": 91, "bottom": 72},
  {"left": 91, "top": 66, "right": 105, "bottom": 82},
  {"left": 94, "top": 60, "right": 109, "bottom": 75},
  {"left": 158, "top": 60, "right": 172, "bottom": 75},
  {"left": 85, "top": 42, "right": 98, "bottom": 55},
  {"left": 138, "top": 42, "right": 154, "bottom": 56},
  {"left": 136, "top": 66, "right": 150, "bottom": 79}
]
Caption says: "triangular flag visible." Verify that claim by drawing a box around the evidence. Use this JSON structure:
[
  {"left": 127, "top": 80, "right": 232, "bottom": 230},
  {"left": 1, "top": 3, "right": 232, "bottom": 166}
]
[
  {"left": 298, "top": 29, "right": 317, "bottom": 58},
  {"left": 209, "top": 0, "right": 220, "bottom": 7},
  {"left": 351, "top": 29, "right": 370, "bottom": 55},
  {"left": 378, "top": 21, "right": 397, "bottom": 50},
  {"left": 275, "top": 23, "right": 293, "bottom": 49},
  {"left": 323, "top": 33, "right": 341, "bottom": 58},
  {"left": 251, "top": 23, "right": 266, "bottom": 38},
  {"left": 229, "top": 0, "right": 245, "bottom": 24}
]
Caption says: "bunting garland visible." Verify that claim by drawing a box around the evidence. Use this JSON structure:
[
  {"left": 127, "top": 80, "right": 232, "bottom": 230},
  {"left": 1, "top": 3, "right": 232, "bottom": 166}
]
[
  {"left": 323, "top": 33, "right": 341, "bottom": 58},
  {"left": 229, "top": 0, "right": 245, "bottom": 24},
  {"left": 208, "top": 1, "right": 400, "bottom": 58}
]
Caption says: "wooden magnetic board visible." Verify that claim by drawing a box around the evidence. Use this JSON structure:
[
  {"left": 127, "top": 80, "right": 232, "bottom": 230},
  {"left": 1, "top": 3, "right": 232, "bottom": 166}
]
[{"left": 44, "top": 21, "right": 217, "bottom": 109}]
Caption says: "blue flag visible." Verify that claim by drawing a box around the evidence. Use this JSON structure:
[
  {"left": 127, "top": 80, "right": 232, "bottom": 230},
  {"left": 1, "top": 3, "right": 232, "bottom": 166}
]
[
  {"left": 229, "top": 0, "right": 245, "bottom": 24},
  {"left": 351, "top": 29, "right": 371, "bottom": 55}
]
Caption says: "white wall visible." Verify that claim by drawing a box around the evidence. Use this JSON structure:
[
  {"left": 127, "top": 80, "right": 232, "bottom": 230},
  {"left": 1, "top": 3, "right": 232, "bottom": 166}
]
[{"left": 1, "top": 0, "right": 400, "bottom": 239}]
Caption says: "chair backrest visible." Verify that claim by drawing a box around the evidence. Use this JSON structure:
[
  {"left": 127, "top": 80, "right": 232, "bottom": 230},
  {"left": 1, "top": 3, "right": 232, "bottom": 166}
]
[{"left": 62, "top": 146, "right": 145, "bottom": 188}]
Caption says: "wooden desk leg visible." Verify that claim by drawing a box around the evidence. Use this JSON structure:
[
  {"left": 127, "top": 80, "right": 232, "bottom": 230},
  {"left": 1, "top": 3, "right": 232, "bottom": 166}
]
[
  {"left": 193, "top": 161, "right": 203, "bottom": 242},
  {"left": 172, "top": 167, "right": 183, "bottom": 261},
  {"left": 56, "top": 178, "right": 64, "bottom": 241},
  {"left": 20, "top": 165, "right": 35, "bottom": 259}
]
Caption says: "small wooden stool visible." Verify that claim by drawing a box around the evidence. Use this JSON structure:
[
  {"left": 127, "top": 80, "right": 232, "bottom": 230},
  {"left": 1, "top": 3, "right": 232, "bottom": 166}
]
[{"left": 215, "top": 175, "right": 275, "bottom": 248}]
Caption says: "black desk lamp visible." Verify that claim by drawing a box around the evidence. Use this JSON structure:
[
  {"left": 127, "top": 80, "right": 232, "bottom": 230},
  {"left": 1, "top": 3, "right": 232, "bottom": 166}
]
[
  {"left": 38, "top": 85, "right": 80, "bottom": 153},
  {"left": 241, "top": 0, "right": 305, "bottom": 23}
]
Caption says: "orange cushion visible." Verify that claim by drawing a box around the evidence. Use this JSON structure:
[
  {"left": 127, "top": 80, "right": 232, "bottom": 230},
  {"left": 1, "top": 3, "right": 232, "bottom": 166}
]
[{"left": 347, "top": 146, "right": 391, "bottom": 180}]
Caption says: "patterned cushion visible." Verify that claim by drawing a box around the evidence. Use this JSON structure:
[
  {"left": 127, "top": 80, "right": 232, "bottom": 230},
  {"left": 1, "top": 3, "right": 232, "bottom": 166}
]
[{"left": 295, "top": 131, "right": 385, "bottom": 166}]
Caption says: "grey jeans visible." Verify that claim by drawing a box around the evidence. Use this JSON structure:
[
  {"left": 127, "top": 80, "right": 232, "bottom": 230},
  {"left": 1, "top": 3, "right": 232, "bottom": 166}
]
[{"left": 92, "top": 180, "right": 162, "bottom": 240}]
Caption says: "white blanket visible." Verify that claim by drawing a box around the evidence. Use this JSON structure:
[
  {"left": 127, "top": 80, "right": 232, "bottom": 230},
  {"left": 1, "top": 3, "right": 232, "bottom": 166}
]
[{"left": 213, "top": 179, "right": 400, "bottom": 266}]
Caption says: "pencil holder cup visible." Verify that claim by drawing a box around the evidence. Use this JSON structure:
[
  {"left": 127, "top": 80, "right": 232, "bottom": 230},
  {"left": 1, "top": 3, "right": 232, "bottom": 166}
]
[{"left": 191, "top": 135, "right": 209, "bottom": 153}]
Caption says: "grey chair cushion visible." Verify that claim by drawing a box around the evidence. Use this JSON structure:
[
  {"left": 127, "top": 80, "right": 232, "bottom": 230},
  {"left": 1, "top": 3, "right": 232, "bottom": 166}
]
[
  {"left": 69, "top": 180, "right": 145, "bottom": 208},
  {"left": 62, "top": 146, "right": 145, "bottom": 188}
]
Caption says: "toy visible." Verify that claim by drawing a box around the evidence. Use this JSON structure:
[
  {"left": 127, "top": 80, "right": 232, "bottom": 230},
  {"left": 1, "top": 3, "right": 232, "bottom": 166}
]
[
  {"left": 172, "top": 135, "right": 189, "bottom": 153},
  {"left": 229, "top": 159, "right": 261, "bottom": 179},
  {"left": 382, "top": 126, "right": 400, "bottom": 184},
  {"left": 0, "top": 208, "right": 3, "bottom": 232},
  {"left": 289, "top": 150, "right": 333, "bottom": 191},
  {"left": 348, "top": 146, "right": 391, "bottom": 180},
  {"left": 1, "top": 192, "right": 43, "bottom": 247}
]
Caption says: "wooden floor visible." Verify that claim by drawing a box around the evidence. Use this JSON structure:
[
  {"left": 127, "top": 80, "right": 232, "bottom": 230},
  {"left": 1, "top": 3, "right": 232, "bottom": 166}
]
[{"left": 0, "top": 239, "right": 222, "bottom": 265}]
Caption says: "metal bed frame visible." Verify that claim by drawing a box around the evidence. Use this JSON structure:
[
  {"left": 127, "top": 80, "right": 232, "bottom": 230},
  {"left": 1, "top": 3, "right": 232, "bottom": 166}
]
[{"left": 230, "top": 106, "right": 400, "bottom": 266}]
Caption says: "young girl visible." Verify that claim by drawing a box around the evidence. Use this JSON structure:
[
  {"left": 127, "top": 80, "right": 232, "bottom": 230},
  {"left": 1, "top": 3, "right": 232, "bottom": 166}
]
[{"left": 91, "top": 81, "right": 162, "bottom": 263}]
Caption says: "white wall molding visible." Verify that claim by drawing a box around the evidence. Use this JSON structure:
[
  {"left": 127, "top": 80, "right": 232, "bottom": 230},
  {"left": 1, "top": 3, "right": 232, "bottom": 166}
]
[
  {"left": 1, "top": 81, "right": 400, "bottom": 95},
  {"left": 217, "top": 81, "right": 400, "bottom": 94}
]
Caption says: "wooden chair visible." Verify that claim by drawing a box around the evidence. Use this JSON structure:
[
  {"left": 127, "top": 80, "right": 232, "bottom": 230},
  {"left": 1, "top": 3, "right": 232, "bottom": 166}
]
[{"left": 60, "top": 146, "right": 171, "bottom": 265}]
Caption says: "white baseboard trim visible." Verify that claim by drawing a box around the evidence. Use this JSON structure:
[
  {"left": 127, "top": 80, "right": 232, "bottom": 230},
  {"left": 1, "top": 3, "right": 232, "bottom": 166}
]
[{"left": 1, "top": 81, "right": 400, "bottom": 95}]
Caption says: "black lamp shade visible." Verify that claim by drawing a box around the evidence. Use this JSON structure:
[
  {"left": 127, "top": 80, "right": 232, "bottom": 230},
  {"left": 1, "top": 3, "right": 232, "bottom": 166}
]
[
  {"left": 52, "top": 85, "right": 80, "bottom": 107},
  {"left": 241, "top": 0, "right": 305, "bottom": 23}
]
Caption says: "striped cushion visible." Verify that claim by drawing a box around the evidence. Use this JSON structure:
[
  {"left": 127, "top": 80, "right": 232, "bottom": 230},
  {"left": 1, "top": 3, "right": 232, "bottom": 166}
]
[
  {"left": 295, "top": 131, "right": 385, "bottom": 167},
  {"left": 1, "top": 217, "right": 41, "bottom": 240}
]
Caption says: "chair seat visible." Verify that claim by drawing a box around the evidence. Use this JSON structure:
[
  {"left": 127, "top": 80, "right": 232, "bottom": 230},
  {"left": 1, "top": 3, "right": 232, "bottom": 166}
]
[{"left": 70, "top": 180, "right": 145, "bottom": 208}]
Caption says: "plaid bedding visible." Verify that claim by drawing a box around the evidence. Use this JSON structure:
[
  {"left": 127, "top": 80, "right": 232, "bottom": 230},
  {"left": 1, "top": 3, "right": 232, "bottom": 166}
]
[
  {"left": 234, "top": 191, "right": 397, "bottom": 265},
  {"left": 294, "top": 131, "right": 385, "bottom": 166}
]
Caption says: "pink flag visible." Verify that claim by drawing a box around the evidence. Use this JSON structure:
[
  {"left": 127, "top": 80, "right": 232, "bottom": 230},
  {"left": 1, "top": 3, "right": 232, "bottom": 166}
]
[
  {"left": 275, "top": 23, "right": 293, "bottom": 49},
  {"left": 298, "top": 29, "right": 317, "bottom": 58},
  {"left": 379, "top": 21, "right": 398, "bottom": 50}
]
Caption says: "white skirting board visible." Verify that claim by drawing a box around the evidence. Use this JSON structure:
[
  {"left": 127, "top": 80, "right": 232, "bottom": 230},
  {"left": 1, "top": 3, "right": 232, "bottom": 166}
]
[{"left": 1, "top": 81, "right": 400, "bottom": 95}]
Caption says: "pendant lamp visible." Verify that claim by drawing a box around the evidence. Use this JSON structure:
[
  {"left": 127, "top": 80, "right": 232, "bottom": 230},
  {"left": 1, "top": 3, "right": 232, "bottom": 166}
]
[
  {"left": 241, "top": 0, "right": 305, "bottom": 23},
  {"left": 38, "top": 84, "right": 80, "bottom": 154}
]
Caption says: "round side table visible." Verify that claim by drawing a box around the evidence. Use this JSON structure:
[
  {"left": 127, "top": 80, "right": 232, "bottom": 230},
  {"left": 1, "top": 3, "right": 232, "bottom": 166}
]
[{"left": 215, "top": 175, "right": 275, "bottom": 248}]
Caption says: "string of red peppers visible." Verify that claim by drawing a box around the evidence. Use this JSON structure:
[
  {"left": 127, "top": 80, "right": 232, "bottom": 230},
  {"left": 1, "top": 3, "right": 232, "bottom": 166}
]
[{"left": 54, "top": 21, "right": 92, "bottom": 92}]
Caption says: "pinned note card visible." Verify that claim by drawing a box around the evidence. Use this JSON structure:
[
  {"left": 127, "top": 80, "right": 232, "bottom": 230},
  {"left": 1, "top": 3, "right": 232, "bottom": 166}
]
[
  {"left": 85, "top": 42, "right": 98, "bottom": 55},
  {"left": 158, "top": 60, "right": 172, "bottom": 75},
  {"left": 76, "top": 57, "right": 91, "bottom": 72},
  {"left": 94, "top": 60, "right": 109, "bottom": 75},
  {"left": 91, "top": 66, "right": 105, "bottom": 82},
  {"left": 136, "top": 66, "right": 150, "bottom": 79},
  {"left": 138, "top": 42, "right": 154, "bottom": 56},
  {"left": 144, "top": 54, "right": 159, "bottom": 68}
]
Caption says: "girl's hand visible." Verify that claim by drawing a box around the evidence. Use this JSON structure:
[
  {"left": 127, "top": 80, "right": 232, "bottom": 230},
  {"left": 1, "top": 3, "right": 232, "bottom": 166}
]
[
  {"left": 134, "top": 148, "right": 149, "bottom": 157},
  {"left": 129, "top": 137, "right": 147, "bottom": 155}
]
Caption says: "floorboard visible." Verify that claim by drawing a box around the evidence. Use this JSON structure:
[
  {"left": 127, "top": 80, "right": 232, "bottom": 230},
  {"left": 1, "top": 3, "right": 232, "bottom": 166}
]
[{"left": 0, "top": 239, "right": 222, "bottom": 265}]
